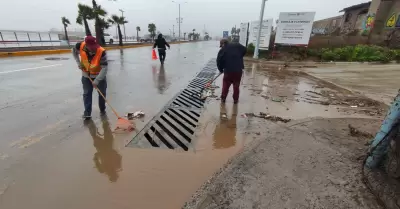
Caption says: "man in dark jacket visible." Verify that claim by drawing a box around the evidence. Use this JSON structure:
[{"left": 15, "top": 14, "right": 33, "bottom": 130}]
[
  {"left": 153, "top": 34, "right": 170, "bottom": 64},
  {"left": 217, "top": 39, "right": 247, "bottom": 104}
]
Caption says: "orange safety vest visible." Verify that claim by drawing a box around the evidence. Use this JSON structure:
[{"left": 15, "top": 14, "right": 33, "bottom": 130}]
[{"left": 80, "top": 42, "right": 105, "bottom": 75}]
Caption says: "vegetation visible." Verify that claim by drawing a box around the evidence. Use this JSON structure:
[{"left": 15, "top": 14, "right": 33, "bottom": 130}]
[
  {"left": 136, "top": 26, "right": 141, "bottom": 42},
  {"left": 76, "top": 3, "right": 94, "bottom": 36},
  {"left": 92, "top": 1, "right": 108, "bottom": 46},
  {"left": 317, "top": 45, "right": 400, "bottom": 63},
  {"left": 204, "top": 32, "right": 210, "bottom": 41},
  {"left": 184, "top": 32, "right": 187, "bottom": 40},
  {"left": 148, "top": 23, "right": 156, "bottom": 40},
  {"left": 245, "top": 44, "right": 400, "bottom": 63},
  {"left": 108, "top": 15, "right": 128, "bottom": 46},
  {"left": 61, "top": 17, "right": 71, "bottom": 45}
]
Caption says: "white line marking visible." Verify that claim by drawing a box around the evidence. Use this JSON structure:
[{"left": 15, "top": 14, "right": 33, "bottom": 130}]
[{"left": 0, "top": 64, "right": 63, "bottom": 75}]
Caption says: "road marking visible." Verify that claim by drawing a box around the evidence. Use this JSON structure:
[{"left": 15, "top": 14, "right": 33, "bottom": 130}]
[{"left": 0, "top": 64, "right": 63, "bottom": 75}]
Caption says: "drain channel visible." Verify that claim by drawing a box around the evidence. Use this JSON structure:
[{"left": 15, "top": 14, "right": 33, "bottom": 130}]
[{"left": 127, "top": 59, "right": 217, "bottom": 151}]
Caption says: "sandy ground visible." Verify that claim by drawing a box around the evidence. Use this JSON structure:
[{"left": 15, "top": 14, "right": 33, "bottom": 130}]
[{"left": 183, "top": 61, "right": 396, "bottom": 209}]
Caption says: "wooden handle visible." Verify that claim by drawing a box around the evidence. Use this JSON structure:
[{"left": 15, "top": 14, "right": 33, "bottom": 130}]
[{"left": 87, "top": 77, "right": 121, "bottom": 119}]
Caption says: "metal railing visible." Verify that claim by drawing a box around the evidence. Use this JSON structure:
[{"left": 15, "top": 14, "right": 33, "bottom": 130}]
[{"left": 0, "top": 30, "right": 64, "bottom": 48}]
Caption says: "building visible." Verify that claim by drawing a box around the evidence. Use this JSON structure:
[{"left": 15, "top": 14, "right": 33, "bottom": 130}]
[
  {"left": 340, "top": 1, "right": 371, "bottom": 34},
  {"left": 312, "top": 15, "right": 343, "bottom": 35}
]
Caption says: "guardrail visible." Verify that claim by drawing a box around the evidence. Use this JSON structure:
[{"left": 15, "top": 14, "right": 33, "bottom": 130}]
[{"left": 0, "top": 31, "right": 62, "bottom": 48}]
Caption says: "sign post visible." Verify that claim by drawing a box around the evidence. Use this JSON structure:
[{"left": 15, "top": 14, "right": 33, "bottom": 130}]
[
  {"left": 223, "top": 31, "right": 229, "bottom": 39},
  {"left": 239, "top": 23, "right": 249, "bottom": 46},
  {"left": 249, "top": 19, "right": 273, "bottom": 49},
  {"left": 275, "top": 12, "right": 316, "bottom": 45},
  {"left": 253, "top": 0, "right": 268, "bottom": 59}
]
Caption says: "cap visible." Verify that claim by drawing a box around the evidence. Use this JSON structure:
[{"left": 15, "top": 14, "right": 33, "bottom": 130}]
[{"left": 84, "top": 36, "right": 100, "bottom": 50}]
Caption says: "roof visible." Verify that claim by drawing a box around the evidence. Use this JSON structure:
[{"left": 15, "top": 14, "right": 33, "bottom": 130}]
[{"left": 339, "top": 1, "right": 371, "bottom": 12}]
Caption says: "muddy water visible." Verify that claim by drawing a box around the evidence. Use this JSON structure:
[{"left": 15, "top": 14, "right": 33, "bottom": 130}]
[
  {"left": 301, "top": 63, "right": 400, "bottom": 105},
  {"left": 239, "top": 63, "right": 385, "bottom": 120},
  {"left": 0, "top": 59, "right": 385, "bottom": 209}
]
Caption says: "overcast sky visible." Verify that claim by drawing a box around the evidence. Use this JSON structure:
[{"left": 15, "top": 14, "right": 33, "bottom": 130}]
[{"left": 0, "top": 0, "right": 368, "bottom": 37}]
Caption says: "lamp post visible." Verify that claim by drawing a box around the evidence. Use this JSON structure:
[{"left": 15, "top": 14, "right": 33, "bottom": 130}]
[
  {"left": 254, "top": 0, "right": 268, "bottom": 59},
  {"left": 172, "top": 1, "right": 187, "bottom": 41},
  {"left": 119, "top": 9, "right": 126, "bottom": 42}
]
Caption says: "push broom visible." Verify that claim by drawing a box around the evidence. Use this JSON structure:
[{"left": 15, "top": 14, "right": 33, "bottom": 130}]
[{"left": 84, "top": 64, "right": 135, "bottom": 132}]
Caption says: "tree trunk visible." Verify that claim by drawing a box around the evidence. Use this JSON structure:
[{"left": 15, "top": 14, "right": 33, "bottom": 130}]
[
  {"left": 83, "top": 18, "right": 92, "bottom": 36},
  {"left": 64, "top": 26, "right": 70, "bottom": 46},
  {"left": 117, "top": 25, "right": 123, "bottom": 46},
  {"left": 95, "top": 17, "right": 105, "bottom": 46}
]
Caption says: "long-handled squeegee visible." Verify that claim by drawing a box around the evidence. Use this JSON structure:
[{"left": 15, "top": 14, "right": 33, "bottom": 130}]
[{"left": 195, "top": 72, "right": 222, "bottom": 100}]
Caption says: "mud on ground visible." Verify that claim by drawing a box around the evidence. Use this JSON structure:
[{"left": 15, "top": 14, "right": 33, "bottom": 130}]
[{"left": 183, "top": 62, "right": 393, "bottom": 209}]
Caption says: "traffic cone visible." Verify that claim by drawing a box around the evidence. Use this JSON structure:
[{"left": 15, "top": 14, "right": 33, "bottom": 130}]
[{"left": 152, "top": 49, "right": 158, "bottom": 60}]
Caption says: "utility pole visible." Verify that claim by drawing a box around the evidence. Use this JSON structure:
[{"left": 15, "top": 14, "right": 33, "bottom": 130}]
[
  {"left": 119, "top": 9, "right": 126, "bottom": 42},
  {"left": 173, "top": 1, "right": 187, "bottom": 41},
  {"left": 178, "top": 4, "right": 181, "bottom": 41},
  {"left": 254, "top": 0, "right": 267, "bottom": 59},
  {"left": 173, "top": 25, "right": 175, "bottom": 37}
]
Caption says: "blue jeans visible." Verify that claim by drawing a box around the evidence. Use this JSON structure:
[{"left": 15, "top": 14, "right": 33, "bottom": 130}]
[{"left": 82, "top": 76, "right": 107, "bottom": 116}]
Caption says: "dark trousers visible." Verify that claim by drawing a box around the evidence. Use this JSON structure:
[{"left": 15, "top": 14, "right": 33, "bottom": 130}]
[
  {"left": 221, "top": 71, "right": 243, "bottom": 102},
  {"left": 82, "top": 76, "right": 107, "bottom": 116},
  {"left": 158, "top": 49, "right": 166, "bottom": 62}
]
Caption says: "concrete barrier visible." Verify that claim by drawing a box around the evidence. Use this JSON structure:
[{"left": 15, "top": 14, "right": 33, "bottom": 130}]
[{"left": 0, "top": 41, "right": 189, "bottom": 58}]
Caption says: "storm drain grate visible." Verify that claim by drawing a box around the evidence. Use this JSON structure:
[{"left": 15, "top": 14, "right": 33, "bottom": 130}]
[
  {"left": 127, "top": 59, "right": 218, "bottom": 151},
  {"left": 127, "top": 108, "right": 200, "bottom": 151}
]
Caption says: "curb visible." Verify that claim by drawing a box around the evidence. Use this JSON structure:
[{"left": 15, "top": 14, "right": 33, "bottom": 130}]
[{"left": 0, "top": 41, "right": 189, "bottom": 58}]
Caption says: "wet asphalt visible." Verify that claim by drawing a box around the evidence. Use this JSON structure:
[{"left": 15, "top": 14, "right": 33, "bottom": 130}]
[{"left": 0, "top": 41, "right": 222, "bottom": 209}]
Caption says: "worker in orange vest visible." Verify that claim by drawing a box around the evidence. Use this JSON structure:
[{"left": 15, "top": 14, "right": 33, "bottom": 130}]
[{"left": 72, "top": 36, "right": 108, "bottom": 119}]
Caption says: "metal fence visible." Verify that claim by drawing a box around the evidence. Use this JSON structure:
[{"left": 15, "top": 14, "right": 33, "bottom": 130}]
[
  {"left": 0, "top": 30, "right": 144, "bottom": 48},
  {"left": 0, "top": 30, "right": 64, "bottom": 48}
]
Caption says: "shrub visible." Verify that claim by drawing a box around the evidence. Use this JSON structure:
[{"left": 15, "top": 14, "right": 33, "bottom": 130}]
[
  {"left": 318, "top": 45, "right": 395, "bottom": 63},
  {"left": 247, "top": 43, "right": 255, "bottom": 55}
]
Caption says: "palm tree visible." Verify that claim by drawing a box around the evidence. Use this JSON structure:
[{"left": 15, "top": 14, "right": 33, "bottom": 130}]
[
  {"left": 136, "top": 26, "right": 141, "bottom": 42},
  {"left": 92, "top": 1, "right": 107, "bottom": 46},
  {"left": 76, "top": 3, "right": 94, "bottom": 36},
  {"left": 61, "top": 17, "right": 71, "bottom": 45},
  {"left": 108, "top": 15, "right": 128, "bottom": 46},
  {"left": 184, "top": 32, "right": 187, "bottom": 40},
  {"left": 148, "top": 23, "right": 156, "bottom": 41},
  {"left": 204, "top": 32, "right": 210, "bottom": 41},
  {"left": 192, "top": 29, "right": 196, "bottom": 40},
  {"left": 99, "top": 17, "right": 110, "bottom": 44},
  {"left": 231, "top": 27, "right": 236, "bottom": 36}
]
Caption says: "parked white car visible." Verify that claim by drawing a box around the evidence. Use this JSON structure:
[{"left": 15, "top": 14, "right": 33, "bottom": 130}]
[{"left": 103, "top": 33, "right": 114, "bottom": 44}]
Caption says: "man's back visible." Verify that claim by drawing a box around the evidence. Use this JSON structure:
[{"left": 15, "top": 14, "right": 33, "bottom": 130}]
[{"left": 217, "top": 43, "right": 247, "bottom": 73}]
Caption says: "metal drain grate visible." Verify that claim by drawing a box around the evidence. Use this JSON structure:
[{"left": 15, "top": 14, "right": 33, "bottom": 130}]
[
  {"left": 127, "top": 59, "right": 218, "bottom": 151},
  {"left": 128, "top": 108, "right": 200, "bottom": 151}
]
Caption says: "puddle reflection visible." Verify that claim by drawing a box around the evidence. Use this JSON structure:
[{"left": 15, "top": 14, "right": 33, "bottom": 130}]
[
  {"left": 212, "top": 104, "right": 238, "bottom": 149},
  {"left": 84, "top": 118, "right": 122, "bottom": 182},
  {"left": 152, "top": 65, "right": 169, "bottom": 94}
]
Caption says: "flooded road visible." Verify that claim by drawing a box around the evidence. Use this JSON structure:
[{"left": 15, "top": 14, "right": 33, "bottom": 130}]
[
  {"left": 0, "top": 48, "right": 389, "bottom": 209},
  {"left": 0, "top": 41, "right": 234, "bottom": 209},
  {"left": 301, "top": 63, "right": 400, "bottom": 105}
]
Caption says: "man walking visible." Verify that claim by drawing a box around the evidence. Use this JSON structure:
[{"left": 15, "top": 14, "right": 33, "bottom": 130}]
[
  {"left": 153, "top": 34, "right": 170, "bottom": 65},
  {"left": 217, "top": 39, "right": 247, "bottom": 104},
  {"left": 72, "top": 36, "right": 108, "bottom": 119}
]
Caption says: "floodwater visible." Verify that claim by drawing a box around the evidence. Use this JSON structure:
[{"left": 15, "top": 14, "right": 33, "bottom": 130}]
[
  {"left": 301, "top": 63, "right": 400, "bottom": 105},
  {"left": 0, "top": 46, "right": 386, "bottom": 209}
]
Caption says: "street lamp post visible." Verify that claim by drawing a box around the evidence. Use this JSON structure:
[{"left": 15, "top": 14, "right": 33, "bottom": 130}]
[
  {"left": 172, "top": 1, "right": 187, "bottom": 41},
  {"left": 119, "top": 9, "right": 127, "bottom": 42},
  {"left": 254, "top": 0, "right": 268, "bottom": 59}
]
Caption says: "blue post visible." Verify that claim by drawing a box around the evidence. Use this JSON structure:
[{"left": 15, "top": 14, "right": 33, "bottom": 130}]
[{"left": 366, "top": 90, "right": 400, "bottom": 168}]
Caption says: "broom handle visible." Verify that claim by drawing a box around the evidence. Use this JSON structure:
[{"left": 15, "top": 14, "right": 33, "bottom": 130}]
[{"left": 87, "top": 76, "right": 121, "bottom": 119}]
